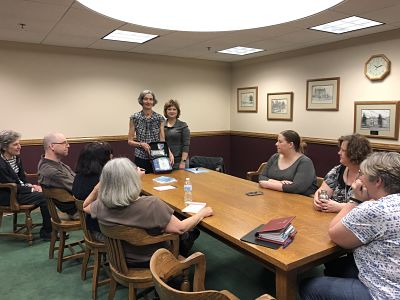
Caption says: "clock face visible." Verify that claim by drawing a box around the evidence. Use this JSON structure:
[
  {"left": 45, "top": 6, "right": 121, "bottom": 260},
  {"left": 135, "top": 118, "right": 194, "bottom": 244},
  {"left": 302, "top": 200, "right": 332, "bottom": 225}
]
[{"left": 365, "top": 55, "right": 390, "bottom": 81}]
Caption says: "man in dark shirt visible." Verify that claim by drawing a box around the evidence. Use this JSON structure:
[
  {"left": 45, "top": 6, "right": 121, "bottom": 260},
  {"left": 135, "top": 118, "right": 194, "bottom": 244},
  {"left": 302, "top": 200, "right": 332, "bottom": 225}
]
[{"left": 38, "top": 132, "right": 77, "bottom": 218}]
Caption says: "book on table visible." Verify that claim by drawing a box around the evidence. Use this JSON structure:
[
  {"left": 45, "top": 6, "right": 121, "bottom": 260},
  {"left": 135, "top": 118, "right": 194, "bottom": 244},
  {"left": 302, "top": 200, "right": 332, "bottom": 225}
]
[{"left": 255, "top": 216, "right": 296, "bottom": 245}]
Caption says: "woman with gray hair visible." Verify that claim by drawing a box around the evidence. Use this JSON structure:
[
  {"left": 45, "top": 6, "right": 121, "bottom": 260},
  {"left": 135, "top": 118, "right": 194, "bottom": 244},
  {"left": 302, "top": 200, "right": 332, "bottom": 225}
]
[
  {"left": 0, "top": 130, "right": 52, "bottom": 241},
  {"left": 128, "top": 89, "right": 173, "bottom": 173},
  {"left": 300, "top": 151, "right": 400, "bottom": 300},
  {"left": 83, "top": 157, "right": 213, "bottom": 267}
]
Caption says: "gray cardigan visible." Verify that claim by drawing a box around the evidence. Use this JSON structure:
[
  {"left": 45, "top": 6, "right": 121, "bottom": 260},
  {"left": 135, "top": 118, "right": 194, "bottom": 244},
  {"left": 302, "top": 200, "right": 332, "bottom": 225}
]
[{"left": 259, "top": 153, "right": 318, "bottom": 195}]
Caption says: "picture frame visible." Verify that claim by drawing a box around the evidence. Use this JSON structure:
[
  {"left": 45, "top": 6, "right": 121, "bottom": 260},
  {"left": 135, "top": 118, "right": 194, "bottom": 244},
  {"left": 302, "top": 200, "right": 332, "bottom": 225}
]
[
  {"left": 267, "top": 92, "right": 293, "bottom": 121},
  {"left": 306, "top": 77, "right": 340, "bottom": 111},
  {"left": 237, "top": 87, "right": 258, "bottom": 112},
  {"left": 354, "top": 101, "right": 400, "bottom": 140}
]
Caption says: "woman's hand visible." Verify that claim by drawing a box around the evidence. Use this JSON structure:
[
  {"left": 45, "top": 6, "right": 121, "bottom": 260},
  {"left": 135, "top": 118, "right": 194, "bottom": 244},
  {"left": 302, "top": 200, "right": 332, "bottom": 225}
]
[
  {"left": 179, "top": 161, "right": 186, "bottom": 169},
  {"left": 351, "top": 179, "right": 369, "bottom": 201},
  {"left": 313, "top": 190, "right": 324, "bottom": 211},
  {"left": 320, "top": 199, "right": 343, "bottom": 213},
  {"left": 140, "top": 142, "right": 151, "bottom": 153},
  {"left": 169, "top": 150, "right": 174, "bottom": 166},
  {"left": 281, "top": 180, "right": 293, "bottom": 185},
  {"left": 32, "top": 185, "right": 42, "bottom": 192}
]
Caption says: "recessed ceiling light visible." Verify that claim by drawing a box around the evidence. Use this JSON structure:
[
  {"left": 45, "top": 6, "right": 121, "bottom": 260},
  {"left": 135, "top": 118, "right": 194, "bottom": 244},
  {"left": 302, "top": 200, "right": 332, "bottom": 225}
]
[
  {"left": 218, "top": 47, "right": 264, "bottom": 56},
  {"left": 310, "top": 16, "right": 383, "bottom": 34},
  {"left": 77, "top": 0, "right": 344, "bottom": 32},
  {"left": 103, "top": 30, "right": 158, "bottom": 43}
]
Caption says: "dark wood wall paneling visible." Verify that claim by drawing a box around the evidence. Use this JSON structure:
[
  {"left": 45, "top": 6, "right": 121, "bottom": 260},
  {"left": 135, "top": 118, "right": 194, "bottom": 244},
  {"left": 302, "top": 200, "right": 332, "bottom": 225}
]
[{"left": 19, "top": 133, "right": 398, "bottom": 180}]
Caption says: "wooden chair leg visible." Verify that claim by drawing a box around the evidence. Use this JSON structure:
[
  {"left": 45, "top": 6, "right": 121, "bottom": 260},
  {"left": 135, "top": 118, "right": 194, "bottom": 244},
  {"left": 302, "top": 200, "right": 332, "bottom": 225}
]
[
  {"left": 81, "top": 248, "right": 91, "bottom": 280},
  {"left": 13, "top": 213, "right": 18, "bottom": 232},
  {"left": 128, "top": 284, "right": 137, "bottom": 300},
  {"left": 25, "top": 210, "right": 33, "bottom": 246},
  {"left": 49, "top": 228, "right": 57, "bottom": 259},
  {"left": 92, "top": 249, "right": 101, "bottom": 300},
  {"left": 108, "top": 277, "right": 117, "bottom": 300},
  {"left": 181, "top": 268, "right": 191, "bottom": 292},
  {"left": 57, "top": 231, "right": 66, "bottom": 273}
]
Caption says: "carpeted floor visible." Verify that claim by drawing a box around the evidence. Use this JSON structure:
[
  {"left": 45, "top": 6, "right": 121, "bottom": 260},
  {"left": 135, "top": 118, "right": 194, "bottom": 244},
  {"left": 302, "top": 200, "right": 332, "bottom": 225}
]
[{"left": 0, "top": 211, "right": 320, "bottom": 299}]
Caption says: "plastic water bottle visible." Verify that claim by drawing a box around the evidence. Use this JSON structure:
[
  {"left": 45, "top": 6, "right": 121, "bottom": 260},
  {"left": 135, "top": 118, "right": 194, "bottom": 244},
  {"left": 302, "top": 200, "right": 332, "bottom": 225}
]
[{"left": 184, "top": 177, "right": 192, "bottom": 205}]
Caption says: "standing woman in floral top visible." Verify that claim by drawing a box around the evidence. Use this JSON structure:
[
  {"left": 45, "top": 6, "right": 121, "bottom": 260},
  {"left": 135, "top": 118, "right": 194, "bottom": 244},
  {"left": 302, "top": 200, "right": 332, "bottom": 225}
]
[
  {"left": 128, "top": 90, "right": 173, "bottom": 173},
  {"left": 313, "top": 134, "right": 371, "bottom": 213}
]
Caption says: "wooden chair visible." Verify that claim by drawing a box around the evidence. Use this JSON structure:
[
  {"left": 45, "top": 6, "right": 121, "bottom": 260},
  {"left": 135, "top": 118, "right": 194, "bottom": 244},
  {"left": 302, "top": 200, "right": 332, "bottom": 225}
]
[
  {"left": 0, "top": 183, "right": 41, "bottom": 245},
  {"left": 42, "top": 187, "right": 85, "bottom": 273},
  {"left": 99, "top": 223, "right": 180, "bottom": 300},
  {"left": 150, "top": 248, "right": 276, "bottom": 300},
  {"left": 316, "top": 176, "right": 324, "bottom": 188},
  {"left": 246, "top": 162, "right": 267, "bottom": 182},
  {"left": 75, "top": 199, "right": 110, "bottom": 300}
]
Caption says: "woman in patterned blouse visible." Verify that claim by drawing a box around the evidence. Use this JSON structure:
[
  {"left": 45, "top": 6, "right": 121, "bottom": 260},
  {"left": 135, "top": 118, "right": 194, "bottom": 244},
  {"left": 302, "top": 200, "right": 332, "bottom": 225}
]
[
  {"left": 313, "top": 134, "right": 371, "bottom": 213},
  {"left": 128, "top": 89, "right": 173, "bottom": 173}
]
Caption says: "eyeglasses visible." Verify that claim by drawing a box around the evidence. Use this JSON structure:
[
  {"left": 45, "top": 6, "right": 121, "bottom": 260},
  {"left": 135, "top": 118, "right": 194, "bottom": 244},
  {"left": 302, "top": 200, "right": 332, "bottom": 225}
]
[{"left": 52, "top": 141, "right": 69, "bottom": 146}]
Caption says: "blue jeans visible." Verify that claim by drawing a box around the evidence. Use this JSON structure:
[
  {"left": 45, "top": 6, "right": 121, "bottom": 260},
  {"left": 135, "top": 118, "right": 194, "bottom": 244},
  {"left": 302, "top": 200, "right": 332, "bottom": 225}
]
[
  {"left": 300, "top": 254, "right": 372, "bottom": 300},
  {"left": 299, "top": 276, "right": 372, "bottom": 300}
]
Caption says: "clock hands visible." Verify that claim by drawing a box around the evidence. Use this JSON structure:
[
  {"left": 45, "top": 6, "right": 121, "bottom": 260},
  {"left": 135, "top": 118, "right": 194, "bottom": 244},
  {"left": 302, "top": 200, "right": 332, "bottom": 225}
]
[{"left": 374, "top": 64, "right": 383, "bottom": 69}]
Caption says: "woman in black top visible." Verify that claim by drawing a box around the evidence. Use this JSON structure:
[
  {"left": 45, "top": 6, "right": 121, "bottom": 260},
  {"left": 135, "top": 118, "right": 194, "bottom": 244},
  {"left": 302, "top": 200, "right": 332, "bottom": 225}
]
[
  {"left": 0, "top": 130, "right": 52, "bottom": 240},
  {"left": 72, "top": 141, "right": 113, "bottom": 241}
]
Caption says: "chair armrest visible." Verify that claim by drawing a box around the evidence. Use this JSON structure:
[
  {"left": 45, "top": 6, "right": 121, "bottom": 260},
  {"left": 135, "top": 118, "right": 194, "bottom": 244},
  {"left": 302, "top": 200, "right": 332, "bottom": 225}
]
[
  {"left": 246, "top": 171, "right": 259, "bottom": 181},
  {"left": 220, "top": 290, "right": 240, "bottom": 300},
  {"left": 0, "top": 183, "right": 19, "bottom": 210}
]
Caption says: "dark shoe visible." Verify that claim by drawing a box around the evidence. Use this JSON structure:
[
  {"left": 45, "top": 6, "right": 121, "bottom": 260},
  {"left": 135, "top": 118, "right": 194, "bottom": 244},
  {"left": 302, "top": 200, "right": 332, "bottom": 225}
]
[{"left": 40, "top": 230, "right": 70, "bottom": 241}]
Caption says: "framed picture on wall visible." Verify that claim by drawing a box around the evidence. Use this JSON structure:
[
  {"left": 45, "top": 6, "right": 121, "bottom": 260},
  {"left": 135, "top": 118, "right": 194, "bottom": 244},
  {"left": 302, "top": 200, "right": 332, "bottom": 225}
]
[
  {"left": 354, "top": 101, "right": 400, "bottom": 140},
  {"left": 267, "top": 92, "right": 293, "bottom": 121},
  {"left": 306, "top": 77, "right": 340, "bottom": 111},
  {"left": 237, "top": 87, "right": 258, "bottom": 112}
]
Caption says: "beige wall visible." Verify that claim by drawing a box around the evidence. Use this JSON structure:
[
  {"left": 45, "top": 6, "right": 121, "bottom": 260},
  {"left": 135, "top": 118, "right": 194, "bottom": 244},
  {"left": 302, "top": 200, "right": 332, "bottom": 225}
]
[
  {"left": 0, "top": 41, "right": 231, "bottom": 139},
  {"left": 231, "top": 35, "right": 400, "bottom": 145}
]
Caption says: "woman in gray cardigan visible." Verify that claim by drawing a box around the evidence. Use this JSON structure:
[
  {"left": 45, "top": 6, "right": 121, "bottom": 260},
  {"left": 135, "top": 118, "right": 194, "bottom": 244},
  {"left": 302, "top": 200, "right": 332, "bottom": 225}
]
[
  {"left": 259, "top": 130, "right": 318, "bottom": 196},
  {"left": 164, "top": 99, "right": 190, "bottom": 170}
]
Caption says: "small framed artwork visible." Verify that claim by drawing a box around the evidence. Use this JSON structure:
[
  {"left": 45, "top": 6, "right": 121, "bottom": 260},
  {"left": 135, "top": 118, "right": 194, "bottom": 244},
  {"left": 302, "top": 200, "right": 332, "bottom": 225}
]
[
  {"left": 267, "top": 92, "right": 293, "bottom": 121},
  {"left": 237, "top": 87, "right": 258, "bottom": 112},
  {"left": 306, "top": 77, "right": 340, "bottom": 111},
  {"left": 354, "top": 101, "right": 400, "bottom": 140}
]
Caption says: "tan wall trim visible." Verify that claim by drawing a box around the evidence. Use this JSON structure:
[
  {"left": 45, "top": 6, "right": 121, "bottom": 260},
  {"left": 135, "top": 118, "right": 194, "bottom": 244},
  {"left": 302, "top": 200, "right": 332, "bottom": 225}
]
[{"left": 21, "top": 131, "right": 399, "bottom": 152}]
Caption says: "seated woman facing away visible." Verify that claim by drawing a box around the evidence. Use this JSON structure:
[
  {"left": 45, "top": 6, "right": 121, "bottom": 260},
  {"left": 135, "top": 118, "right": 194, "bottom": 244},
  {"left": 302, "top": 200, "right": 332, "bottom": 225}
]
[
  {"left": 313, "top": 134, "right": 372, "bottom": 213},
  {"left": 83, "top": 157, "right": 213, "bottom": 267},
  {"left": 72, "top": 141, "right": 113, "bottom": 241},
  {"left": 259, "top": 130, "right": 317, "bottom": 196},
  {"left": 300, "top": 152, "right": 400, "bottom": 300}
]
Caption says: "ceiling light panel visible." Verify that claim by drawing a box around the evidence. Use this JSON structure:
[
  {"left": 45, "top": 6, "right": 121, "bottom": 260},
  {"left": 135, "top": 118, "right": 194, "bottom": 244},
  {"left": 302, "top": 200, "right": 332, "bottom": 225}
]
[
  {"left": 77, "top": 0, "right": 344, "bottom": 32},
  {"left": 103, "top": 30, "right": 158, "bottom": 43},
  {"left": 310, "top": 16, "right": 383, "bottom": 34},
  {"left": 218, "top": 47, "right": 264, "bottom": 56}
]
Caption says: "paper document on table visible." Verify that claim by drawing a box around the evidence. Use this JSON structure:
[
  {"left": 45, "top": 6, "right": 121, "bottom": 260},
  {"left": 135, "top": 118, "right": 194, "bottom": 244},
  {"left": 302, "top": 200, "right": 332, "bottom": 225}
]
[
  {"left": 154, "top": 185, "right": 176, "bottom": 191},
  {"left": 152, "top": 176, "right": 177, "bottom": 184},
  {"left": 182, "top": 202, "right": 206, "bottom": 213}
]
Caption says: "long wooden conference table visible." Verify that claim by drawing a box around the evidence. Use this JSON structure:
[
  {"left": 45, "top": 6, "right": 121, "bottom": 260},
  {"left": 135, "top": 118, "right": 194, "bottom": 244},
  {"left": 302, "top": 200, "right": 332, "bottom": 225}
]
[{"left": 141, "top": 170, "right": 342, "bottom": 300}]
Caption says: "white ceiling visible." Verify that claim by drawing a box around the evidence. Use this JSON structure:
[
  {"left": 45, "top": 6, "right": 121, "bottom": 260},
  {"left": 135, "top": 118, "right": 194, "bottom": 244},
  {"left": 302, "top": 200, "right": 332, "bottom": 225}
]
[{"left": 1, "top": 0, "right": 400, "bottom": 62}]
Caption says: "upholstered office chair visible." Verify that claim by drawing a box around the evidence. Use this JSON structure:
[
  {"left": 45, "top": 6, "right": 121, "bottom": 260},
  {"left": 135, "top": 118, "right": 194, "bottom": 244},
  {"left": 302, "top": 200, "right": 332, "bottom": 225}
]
[
  {"left": 75, "top": 199, "right": 110, "bottom": 300},
  {"left": 150, "top": 248, "right": 276, "bottom": 300},
  {"left": 246, "top": 162, "right": 267, "bottom": 182},
  {"left": 189, "top": 156, "right": 225, "bottom": 173},
  {"left": 99, "top": 223, "right": 180, "bottom": 300},
  {"left": 42, "top": 187, "right": 85, "bottom": 273},
  {"left": 0, "top": 183, "right": 41, "bottom": 245}
]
